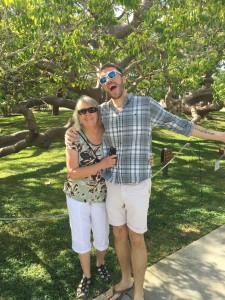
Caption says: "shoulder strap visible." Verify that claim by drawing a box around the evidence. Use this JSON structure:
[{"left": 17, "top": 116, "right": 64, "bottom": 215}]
[{"left": 78, "top": 131, "right": 100, "bottom": 161}]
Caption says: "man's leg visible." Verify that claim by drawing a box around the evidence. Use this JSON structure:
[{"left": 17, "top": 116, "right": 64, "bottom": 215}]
[
  {"left": 122, "top": 179, "right": 151, "bottom": 299},
  {"left": 113, "top": 225, "right": 133, "bottom": 283},
  {"left": 129, "top": 229, "right": 147, "bottom": 300},
  {"left": 105, "top": 224, "right": 133, "bottom": 300}
]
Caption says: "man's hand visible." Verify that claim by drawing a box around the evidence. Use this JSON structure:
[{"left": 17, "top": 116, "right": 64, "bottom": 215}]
[
  {"left": 65, "top": 127, "right": 79, "bottom": 147},
  {"left": 150, "top": 153, "right": 154, "bottom": 166}
]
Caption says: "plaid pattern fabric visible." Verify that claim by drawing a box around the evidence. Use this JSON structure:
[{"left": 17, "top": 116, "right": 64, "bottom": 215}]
[{"left": 100, "top": 93, "right": 193, "bottom": 184}]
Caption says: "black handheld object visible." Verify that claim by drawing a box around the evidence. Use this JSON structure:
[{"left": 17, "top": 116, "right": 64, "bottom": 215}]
[{"left": 109, "top": 147, "right": 116, "bottom": 155}]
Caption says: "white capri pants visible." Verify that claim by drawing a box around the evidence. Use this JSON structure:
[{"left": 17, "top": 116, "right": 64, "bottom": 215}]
[{"left": 66, "top": 195, "right": 109, "bottom": 254}]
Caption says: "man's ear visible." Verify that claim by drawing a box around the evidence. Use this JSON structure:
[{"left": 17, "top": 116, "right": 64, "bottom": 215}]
[{"left": 122, "top": 75, "right": 127, "bottom": 83}]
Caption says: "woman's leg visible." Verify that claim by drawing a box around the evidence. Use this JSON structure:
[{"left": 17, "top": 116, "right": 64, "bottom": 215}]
[
  {"left": 66, "top": 196, "right": 92, "bottom": 296},
  {"left": 92, "top": 202, "right": 111, "bottom": 283}
]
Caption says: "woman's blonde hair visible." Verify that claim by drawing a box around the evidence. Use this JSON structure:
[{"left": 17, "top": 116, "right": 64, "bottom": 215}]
[{"left": 72, "top": 95, "right": 102, "bottom": 131}]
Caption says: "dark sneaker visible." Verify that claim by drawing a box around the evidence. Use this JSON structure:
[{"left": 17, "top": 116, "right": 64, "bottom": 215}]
[
  {"left": 76, "top": 276, "right": 91, "bottom": 299},
  {"left": 96, "top": 264, "right": 111, "bottom": 284}
]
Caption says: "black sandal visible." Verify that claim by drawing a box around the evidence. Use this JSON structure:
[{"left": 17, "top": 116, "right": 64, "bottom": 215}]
[
  {"left": 76, "top": 276, "right": 91, "bottom": 299},
  {"left": 96, "top": 264, "right": 111, "bottom": 284}
]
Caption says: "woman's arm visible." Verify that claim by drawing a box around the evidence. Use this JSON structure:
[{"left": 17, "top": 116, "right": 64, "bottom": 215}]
[{"left": 66, "top": 149, "right": 117, "bottom": 180}]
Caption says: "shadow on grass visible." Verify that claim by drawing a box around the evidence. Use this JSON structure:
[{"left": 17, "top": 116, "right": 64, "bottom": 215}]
[
  {"left": 146, "top": 167, "right": 225, "bottom": 266},
  {"left": 0, "top": 227, "right": 74, "bottom": 299},
  {"left": 0, "top": 161, "right": 66, "bottom": 218},
  {"left": 0, "top": 219, "right": 119, "bottom": 299}
]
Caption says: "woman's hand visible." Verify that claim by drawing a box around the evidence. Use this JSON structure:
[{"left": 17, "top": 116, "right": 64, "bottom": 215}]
[{"left": 100, "top": 155, "right": 117, "bottom": 169}]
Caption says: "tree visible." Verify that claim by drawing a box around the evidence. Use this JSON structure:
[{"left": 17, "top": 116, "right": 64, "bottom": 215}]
[{"left": 1, "top": 0, "right": 225, "bottom": 157}]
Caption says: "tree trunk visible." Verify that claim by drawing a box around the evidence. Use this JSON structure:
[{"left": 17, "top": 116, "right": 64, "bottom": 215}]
[
  {"left": 190, "top": 106, "right": 202, "bottom": 123},
  {"left": 52, "top": 105, "right": 59, "bottom": 116}
]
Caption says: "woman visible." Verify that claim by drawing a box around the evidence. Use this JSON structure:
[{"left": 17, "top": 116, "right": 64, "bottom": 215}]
[{"left": 63, "top": 96, "right": 116, "bottom": 299}]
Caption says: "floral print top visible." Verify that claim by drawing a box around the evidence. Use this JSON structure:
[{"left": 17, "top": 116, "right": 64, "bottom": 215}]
[{"left": 63, "top": 133, "right": 106, "bottom": 203}]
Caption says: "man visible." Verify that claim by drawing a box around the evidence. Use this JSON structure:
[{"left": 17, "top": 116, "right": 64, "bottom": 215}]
[{"left": 66, "top": 62, "right": 225, "bottom": 300}]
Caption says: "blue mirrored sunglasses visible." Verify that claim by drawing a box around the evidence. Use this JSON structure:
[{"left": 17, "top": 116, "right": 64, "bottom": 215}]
[
  {"left": 78, "top": 107, "right": 98, "bottom": 115},
  {"left": 99, "top": 70, "right": 122, "bottom": 85}
]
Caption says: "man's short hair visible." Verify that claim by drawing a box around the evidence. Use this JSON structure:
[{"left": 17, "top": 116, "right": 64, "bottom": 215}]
[{"left": 100, "top": 62, "right": 123, "bottom": 75}]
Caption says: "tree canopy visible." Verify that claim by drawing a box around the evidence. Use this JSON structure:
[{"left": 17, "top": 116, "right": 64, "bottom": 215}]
[{"left": 0, "top": 0, "right": 225, "bottom": 156}]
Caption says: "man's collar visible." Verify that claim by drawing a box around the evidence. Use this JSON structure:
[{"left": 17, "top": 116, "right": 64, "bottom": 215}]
[{"left": 108, "top": 92, "right": 133, "bottom": 107}]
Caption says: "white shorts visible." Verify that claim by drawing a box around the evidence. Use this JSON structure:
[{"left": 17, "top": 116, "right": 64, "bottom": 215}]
[
  {"left": 66, "top": 196, "right": 109, "bottom": 254},
  {"left": 105, "top": 179, "right": 151, "bottom": 234}
]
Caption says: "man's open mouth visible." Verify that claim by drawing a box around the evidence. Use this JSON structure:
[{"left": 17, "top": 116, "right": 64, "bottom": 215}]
[{"left": 109, "top": 84, "right": 117, "bottom": 91}]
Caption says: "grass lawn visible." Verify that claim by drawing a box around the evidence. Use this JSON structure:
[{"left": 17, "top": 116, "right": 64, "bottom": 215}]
[{"left": 0, "top": 110, "right": 225, "bottom": 299}]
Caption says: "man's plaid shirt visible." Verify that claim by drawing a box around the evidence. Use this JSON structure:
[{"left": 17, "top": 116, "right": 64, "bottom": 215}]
[{"left": 100, "top": 93, "right": 193, "bottom": 185}]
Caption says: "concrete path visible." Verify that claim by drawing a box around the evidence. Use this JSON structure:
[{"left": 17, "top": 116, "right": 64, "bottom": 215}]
[{"left": 95, "top": 225, "right": 225, "bottom": 300}]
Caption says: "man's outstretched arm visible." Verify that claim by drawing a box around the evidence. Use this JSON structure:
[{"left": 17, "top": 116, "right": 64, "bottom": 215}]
[{"left": 191, "top": 124, "right": 225, "bottom": 143}]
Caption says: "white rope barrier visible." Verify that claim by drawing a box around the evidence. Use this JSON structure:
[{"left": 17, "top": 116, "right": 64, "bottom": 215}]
[
  {"left": 0, "top": 214, "right": 67, "bottom": 221},
  {"left": 218, "top": 153, "right": 225, "bottom": 161},
  {"left": 151, "top": 142, "right": 192, "bottom": 179}
]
